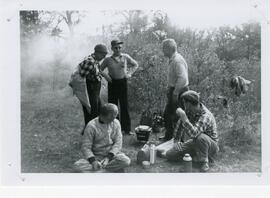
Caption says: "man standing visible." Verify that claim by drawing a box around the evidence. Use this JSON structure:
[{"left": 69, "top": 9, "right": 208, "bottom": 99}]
[
  {"left": 160, "top": 38, "right": 189, "bottom": 141},
  {"left": 76, "top": 44, "right": 108, "bottom": 129},
  {"left": 165, "top": 90, "right": 219, "bottom": 172},
  {"left": 100, "top": 40, "right": 138, "bottom": 135},
  {"left": 74, "top": 103, "right": 131, "bottom": 172}
]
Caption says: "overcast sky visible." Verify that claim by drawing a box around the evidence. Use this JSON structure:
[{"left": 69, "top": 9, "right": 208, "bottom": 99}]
[{"left": 66, "top": 0, "right": 265, "bottom": 36}]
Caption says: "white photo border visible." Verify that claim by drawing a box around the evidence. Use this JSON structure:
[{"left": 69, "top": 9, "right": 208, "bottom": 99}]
[{"left": 1, "top": 0, "right": 270, "bottom": 186}]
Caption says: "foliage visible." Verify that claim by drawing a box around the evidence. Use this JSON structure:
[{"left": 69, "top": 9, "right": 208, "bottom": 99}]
[{"left": 20, "top": 10, "right": 261, "bottom": 152}]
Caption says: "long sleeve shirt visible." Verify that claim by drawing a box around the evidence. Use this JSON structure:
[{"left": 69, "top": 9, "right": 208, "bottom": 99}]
[
  {"left": 174, "top": 104, "right": 218, "bottom": 142},
  {"left": 77, "top": 54, "right": 102, "bottom": 82},
  {"left": 100, "top": 53, "right": 138, "bottom": 79},
  {"left": 82, "top": 117, "right": 122, "bottom": 159},
  {"left": 167, "top": 52, "right": 189, "bottom": 96}
]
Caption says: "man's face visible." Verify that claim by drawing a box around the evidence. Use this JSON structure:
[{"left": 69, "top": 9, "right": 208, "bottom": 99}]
[
  {"left": 100, "top": 111, "right": 118, "bottom": 124},
  {"left": 183, "top": 100, "right": 197, "bottom": 116},
  {"left": 162, "top": 45, "right": 171, "bottom": 58},
  {"left": 112, "top": 44, "right": 122, "bottom": 56},
  {"left": 95, "top": 52, "right": 107, "bottom": 61}
]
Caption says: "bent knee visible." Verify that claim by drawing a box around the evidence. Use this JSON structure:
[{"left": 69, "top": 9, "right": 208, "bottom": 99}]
[
  {"left": 115, "top": 154, "right": 131, "bottom": 167},
  {"left": 120, "top": 156, "right": 131, "bottom": 167},
  {"left": 73, "top": 159, "right": 92, "bottom": 172},
  {"left": 196, "top": 133, "right": 208, "bottom": 141},
  {"left": 165, "top": 150, "right": 182, "bottom": 161}
]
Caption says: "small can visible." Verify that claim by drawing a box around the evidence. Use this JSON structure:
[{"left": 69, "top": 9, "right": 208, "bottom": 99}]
[
  {"left": 183, "top": 153, "right": 192, "bottom": 172},
  {"left": 142, "top": 161, "right": 151, "bottom": 169},
  {"left": 149, "top": 144, "right": 156, "bottom": 164}
]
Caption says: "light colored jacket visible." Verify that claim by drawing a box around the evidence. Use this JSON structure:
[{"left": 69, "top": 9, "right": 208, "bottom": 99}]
[{"left": 82, "top": 117, "right": 122, "bottom": 159}]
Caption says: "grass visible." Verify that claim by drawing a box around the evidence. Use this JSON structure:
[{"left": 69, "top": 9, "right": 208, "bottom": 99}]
[{"left": 21, "top": 87, "right": 261, "bottom": 173}]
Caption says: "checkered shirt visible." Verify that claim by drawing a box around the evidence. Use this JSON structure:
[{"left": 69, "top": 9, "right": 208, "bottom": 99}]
[
  {"left": 174, "top": 104, "right": 218, "bottom": 143},
  {"left": 78, "top": 54, "right": 102, "bottom": 82}
]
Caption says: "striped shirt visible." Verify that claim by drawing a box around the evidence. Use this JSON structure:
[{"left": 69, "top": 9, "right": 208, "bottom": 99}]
[{"left": 174, "top": 104, "right": 218, "bottom": 142}]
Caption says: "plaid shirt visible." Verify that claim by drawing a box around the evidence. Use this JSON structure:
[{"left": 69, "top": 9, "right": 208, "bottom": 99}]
[
  {"left": 174, "top": 104, "right": 218, "bottom": 142},
  {"left": 78, "top": 54, "right": 102, "bottom": 82}
]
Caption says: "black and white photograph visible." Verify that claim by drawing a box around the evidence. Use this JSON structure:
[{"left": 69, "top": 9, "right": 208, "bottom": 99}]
[{"left": 1, "top": 0, "right": 270, "bottom": 187}]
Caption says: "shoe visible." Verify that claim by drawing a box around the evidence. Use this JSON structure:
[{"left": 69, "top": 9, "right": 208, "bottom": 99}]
[
  {"left": 158, "top": 135, "right": 166, "bottom": 141},
  {"left": 158, "top": 135, "right": 171, "bottom": 142},
  {"left": 192, "top": 155, "right": 200, "bottom": 163},
  {"left": 200, "top": 162, "right": 210, "bottom": 172},
  {"left": 124, "top": 131, "right": 135, "bottom": 135}
]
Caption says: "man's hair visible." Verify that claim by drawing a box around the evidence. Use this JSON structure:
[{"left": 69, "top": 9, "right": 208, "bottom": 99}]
[
  {"left": 180, "top": 90, "right": 200, "bottom": 106},
  {"left": 100, "top": 103, "right": 118, "bottom": 116},
  {"left": 162, "top": 38, "right": 177, "bottom": 52},
  {"left": 182, "top": 98, "right": 199, "bottom": 106}
]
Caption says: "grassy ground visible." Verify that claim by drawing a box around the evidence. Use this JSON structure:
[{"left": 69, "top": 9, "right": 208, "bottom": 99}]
[{"left": 21, "top": 88, "right": 261, "bottom": 173}]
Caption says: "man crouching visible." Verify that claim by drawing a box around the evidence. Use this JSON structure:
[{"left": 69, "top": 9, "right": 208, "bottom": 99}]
[
  {"left": 165, "top": 90, "right": 219, "bottom": 172},
  {"left": 74, "top": 103, "right": 130, "bottom": 173}
]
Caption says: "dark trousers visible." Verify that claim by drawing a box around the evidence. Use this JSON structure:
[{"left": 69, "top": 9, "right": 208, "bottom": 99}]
[
  {"left": 108, "top": 78, "right": 131, "bottom": 132},
  {"left": 82, "top": 80, "right": 101, "bottom": 126},
  {"left": 163, "top": 86, "right": 189, "bottom": 140}
]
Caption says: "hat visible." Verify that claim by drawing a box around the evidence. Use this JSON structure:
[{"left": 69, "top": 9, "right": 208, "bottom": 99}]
[
  {"left": 94, "top": 44, "right": 108, "bottom": 54},
  {"left": 111, "top": 39, "right": 124, "bottom": 47},
  {"left": 180, "top": 90, "right": 200, "bottom": 104}
]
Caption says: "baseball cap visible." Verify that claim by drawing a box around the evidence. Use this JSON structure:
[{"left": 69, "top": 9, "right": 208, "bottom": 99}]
[{"left": 111, "top": 39, "right": 124, "bottom": 47}]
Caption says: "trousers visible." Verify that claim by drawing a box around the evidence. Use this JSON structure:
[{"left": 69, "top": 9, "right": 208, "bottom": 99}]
[
  {"left": 108, "top": 78, "right": 131, "bottom": 132},
  {"left": 163, "top": 86, "right": 189, "bottom": 140},
  {"left": 165, "top": 133, "right": 219, "bottom": 163},
  {"left": 82, "top": 80, "right": 101, "bottom": 127},
  {"left": 74, "top": 153, "right": 131, "bottom": 173}
]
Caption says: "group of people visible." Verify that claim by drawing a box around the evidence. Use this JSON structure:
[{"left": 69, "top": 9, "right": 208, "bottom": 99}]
[
  {"left": 73, "top": 38, "right": 219, "bottom": 173},
  {"left": 77, "top": 40, "right": 138, "bottom": 135}
]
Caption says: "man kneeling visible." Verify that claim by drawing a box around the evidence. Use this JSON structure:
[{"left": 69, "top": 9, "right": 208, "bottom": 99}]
[
  {"left": 165, "top": 90, "right": 219, "bottom": 172},
  {"left": 74, "top": 103, "right": 131, "bottom": 172}
]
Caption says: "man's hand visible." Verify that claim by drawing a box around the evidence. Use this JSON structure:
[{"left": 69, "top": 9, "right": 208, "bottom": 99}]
[
  {"left": 106, "top": 76, "right": 112, "bottom": 83},
  {"left": 100, "top": 71, "right": 112, "bottom": 83},
  {"left": 91, "top": 160, "right": 101, "bottom": 171},
  {"left": 176, "top": 107, "right": 188, "bottom": 122},
  {"left": 100, "top": 157, "right": 110, "bottom": 168},
  {"left": 125, "top": 73, "right": 132, "bottom": 78}
]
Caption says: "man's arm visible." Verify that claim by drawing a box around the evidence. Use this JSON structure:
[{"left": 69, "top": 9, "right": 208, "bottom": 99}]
[
  {"left": 81, "top": 125, "right": 95, "bottom": 160},
  {"left": 100, "top": 70, "right": 112, "bottom": 83},
  {"left": 100, "top": 57, "right": 108, "bottom": 71},
  {"left": 125, "top": 54, "right": 138, "bottom": 77},
  {"left": 100, "top": 58, "right": 112, "bottom": 82},
  {"left": 109, "top": 120, "right": 123, "bottom": 155},
  {"left": 181, "top": 114, "right": 209, "bottom": 139}
]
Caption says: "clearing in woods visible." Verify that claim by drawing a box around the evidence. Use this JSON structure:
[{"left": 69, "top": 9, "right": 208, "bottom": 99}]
[{"left": 21, "top": 89, "right": 261, "bottom": 173}]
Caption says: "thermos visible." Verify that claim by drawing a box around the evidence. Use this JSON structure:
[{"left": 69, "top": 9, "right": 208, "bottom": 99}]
[
  {"left": 183, "top": 153, "right": 192, "bottom": 172},
  {"left": 149, "top": 144, "right": 156, "bottom": 164}
]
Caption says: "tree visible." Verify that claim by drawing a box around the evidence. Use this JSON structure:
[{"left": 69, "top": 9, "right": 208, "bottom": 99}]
[
  {"left": 46, "top": 11, "right": 83, "bottom": 38},
  {"left": 152, "top": 10, "right": 170, "bottom": 31},
  {"left": 117, "top": 10, "right": 149, "bottom": 34},
  {"left": 214, "top": 23, "right": 261, "bottom": 61},
  {"left": 20, "top": 10, "right": 51, "bottom": 41}
]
